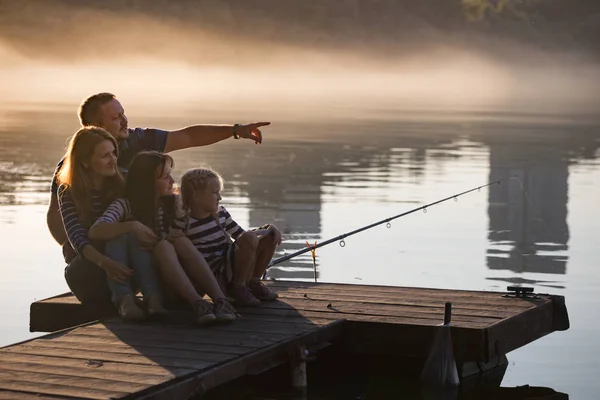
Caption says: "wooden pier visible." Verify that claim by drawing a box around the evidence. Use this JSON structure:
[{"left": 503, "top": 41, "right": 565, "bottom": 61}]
[{"left": 0, "top": 281, "right": 569, "bottom": 399}]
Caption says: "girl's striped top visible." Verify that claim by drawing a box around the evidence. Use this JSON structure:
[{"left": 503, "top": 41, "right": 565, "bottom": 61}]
[
  {"left": 58, "top": 186, "right": 111, "bottom": 254},
  {"left": 174, "top": 206, "right": 244, "bottom": 267},
  {"left": 93, "top": 197, "right": 170, "bottom": 240}
]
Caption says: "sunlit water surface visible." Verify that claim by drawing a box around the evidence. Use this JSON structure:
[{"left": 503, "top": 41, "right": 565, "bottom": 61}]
[{"left": 0, "top": 104, "right": 598, "bottom": 398}]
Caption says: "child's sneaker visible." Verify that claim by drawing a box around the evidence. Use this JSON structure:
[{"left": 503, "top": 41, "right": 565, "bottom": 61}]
[
  {"left": 249, "top": 278, "right": 278, "bottom": 301},
  {"left": 193, "top": 299, "right": 216, "bottom": 326},
  {"left": 213, "top": 298, "right": 237, "bottom": 323},
  {"left": 229, "top": 283, "right": 261, "bottom": 306}
]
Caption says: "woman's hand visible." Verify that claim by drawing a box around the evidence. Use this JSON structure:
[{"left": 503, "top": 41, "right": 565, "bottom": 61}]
[
  {"left": 129, "top": 221, "right": 157, "bottom": 249},
  {"left": 101, "top": 258, "right": 133, "bottom": 283}
]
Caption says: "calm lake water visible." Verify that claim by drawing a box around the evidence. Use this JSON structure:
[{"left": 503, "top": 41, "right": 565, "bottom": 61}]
[{"left": 0, "top": 103, "right": 598, "bottom": 398}]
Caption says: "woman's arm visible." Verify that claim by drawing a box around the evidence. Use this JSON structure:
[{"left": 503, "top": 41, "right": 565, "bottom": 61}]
[
  {"left": 90, "top": 198, "right": 158, "bottom": 248},
  {"left": 88, "top": 198, "right": 132, "bottom": 240}
]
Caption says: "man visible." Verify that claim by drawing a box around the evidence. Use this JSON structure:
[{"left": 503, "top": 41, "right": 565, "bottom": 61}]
[{"left": 47, "top": 92, "right": 270, "bottom": 262}]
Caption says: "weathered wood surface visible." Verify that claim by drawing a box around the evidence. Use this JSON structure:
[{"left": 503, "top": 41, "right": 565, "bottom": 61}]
[{"left": 10, "top": 280, "right": 568, "bottom": 399}]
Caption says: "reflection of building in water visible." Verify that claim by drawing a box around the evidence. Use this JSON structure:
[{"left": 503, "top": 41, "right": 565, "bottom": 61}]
[
  {"left": 483, "top": 127, "right": 599, "bottom": 275},
  {"left": 487, "top": 150, "right": 569, "bottom": 274}
]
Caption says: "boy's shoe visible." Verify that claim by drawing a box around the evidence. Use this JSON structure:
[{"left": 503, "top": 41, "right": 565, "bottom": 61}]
[
  {"left": 118, "top": 294, "right": 146, "bottom": 321},
  {"left": 229, "top": 283, "right": 261, "bottom": 306},
  {"left": 249, "top": 278, "right": 278, "bottom": 301},
  {"left": 193, "top": 299, "right": 216, "bottom": 326},
  {"left": 213, "top": 298, "right": 237, "bottom": 323}
]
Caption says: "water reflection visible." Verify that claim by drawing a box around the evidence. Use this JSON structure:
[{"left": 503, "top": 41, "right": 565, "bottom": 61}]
[
  {"left": 482, "top": 126, "right": 600, "bottom": 277},
  {"left": 0, "top": 108, "right": 599, "bottom": 282}
]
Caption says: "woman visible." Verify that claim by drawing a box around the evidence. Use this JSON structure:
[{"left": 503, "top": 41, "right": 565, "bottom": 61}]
[
  {"left": 57, "top": 126, "right": 165, "bottom": 320},
  {"left": 89, "top": 151, "right": 237, "bottom": 326}
]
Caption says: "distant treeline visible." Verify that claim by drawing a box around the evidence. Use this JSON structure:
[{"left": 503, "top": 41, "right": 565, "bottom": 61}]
[{"left": 1, "top": 0, "right": 598, "bottom": 59}]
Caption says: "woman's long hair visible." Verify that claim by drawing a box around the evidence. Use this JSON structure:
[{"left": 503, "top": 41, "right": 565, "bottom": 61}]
[
  {"left": 126, "top": 151, "right": 175, "bottom": 234},
  {"left": 57, "top": 126, "right": 124, "bottom": 224}
]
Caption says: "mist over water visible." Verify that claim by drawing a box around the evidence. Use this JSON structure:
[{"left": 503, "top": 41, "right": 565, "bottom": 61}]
[{"left": 1, "top": 0, "right": 599, "bottom": 114}]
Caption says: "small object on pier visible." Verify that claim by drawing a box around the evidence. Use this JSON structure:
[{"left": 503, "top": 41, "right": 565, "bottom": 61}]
[
  {"left": 85, "top": 360, "right": 103, "bottom": 368},
  {"left": 504, "top": 286, "right": 541, "bottom": 299},
  {"left": 326, "top": 303, "right": 333, "bottom": 309},
  {"left": 420, "top": 302, "right": 460, "bottom": 388}
]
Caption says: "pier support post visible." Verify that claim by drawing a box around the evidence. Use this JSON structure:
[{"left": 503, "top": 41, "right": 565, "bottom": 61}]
[{"left": 290, "top": 345, "right": 307, "bottom": 388}]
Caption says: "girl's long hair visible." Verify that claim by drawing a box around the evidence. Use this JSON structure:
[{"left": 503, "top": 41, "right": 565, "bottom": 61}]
[
  {"left": 126, "top": 151, "right": 175, "bottom": 233},
  {"left": 57, "top": 126, "right": 124, "bottom": 224}
]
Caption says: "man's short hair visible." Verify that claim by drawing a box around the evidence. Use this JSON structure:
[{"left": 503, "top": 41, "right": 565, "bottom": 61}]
[{"left": 78, "top": 92, "right": 116, "bottom": 126}]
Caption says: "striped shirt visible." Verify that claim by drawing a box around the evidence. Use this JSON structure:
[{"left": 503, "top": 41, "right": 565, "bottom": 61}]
[
  {"left": 58, "top": 186, "right": 112, "bottom": 254},
  {"left": 174, "top": 206, "right": 244, "bottom": 267},
  {"left": 93, "top": 197, "right": 171, "bottom": 240}
]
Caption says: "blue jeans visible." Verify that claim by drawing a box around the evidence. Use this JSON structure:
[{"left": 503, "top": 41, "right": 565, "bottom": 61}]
[{"left": 65, "top": 234, "right": 161, "bottom": 305}]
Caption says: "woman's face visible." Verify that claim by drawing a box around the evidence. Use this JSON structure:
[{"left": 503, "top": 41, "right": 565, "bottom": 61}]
[
  {"left": 155, "top": 160, "right": 175, "bottom": 197},
  {"left": 195, "top": 177, "right": 222, "bottom": 214},
  {"left": 88, "top": 140, "right": 117, "bottom": 177}
]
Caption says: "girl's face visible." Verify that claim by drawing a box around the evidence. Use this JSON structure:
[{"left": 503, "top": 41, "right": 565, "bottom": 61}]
[
  {"left": 194, "top": 177, "right": 222, "bottom": 214},
  {"left": 87, "top": 139, "right": 117, "bottom": 178},
  {"left": 155, "top": 161, "right": 175, "bottom": 197}
]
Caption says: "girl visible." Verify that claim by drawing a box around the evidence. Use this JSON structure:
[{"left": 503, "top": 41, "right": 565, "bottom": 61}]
[
  {"left": 89, "top": 151, "right": 237, "bottom": 325},
  {"left": 177, "top": 167, "right": 282, "bottom": 306},
  {"left": 57, "top": 127, "right": 165, "bottom": 320}
]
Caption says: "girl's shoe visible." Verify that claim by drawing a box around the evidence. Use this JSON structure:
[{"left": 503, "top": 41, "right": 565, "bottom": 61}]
[
  {"left": 213, "top": 298, "right": 237, "bottom": 323},
  {"left": 248, "top": 278, "right": 278, "bottom": 301},
  {"left": 229, "top": 284, "right": 261, "bottom": 306},
  {"left": 193, "top": 299, "right": 216, "bottom": 326}
]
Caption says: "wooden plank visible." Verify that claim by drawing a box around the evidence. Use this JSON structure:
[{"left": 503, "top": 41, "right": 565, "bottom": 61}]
[
  {"left": 234, "top": 305, "right": 486, "bottom": 327},
  {"left": 49, "top": 334, "right": 250, "bottom": 356},
  {"left": 272, "top": 292, "right": 518, "bottom": 319},
  {"left": 10, "top": 341, "right": 236, "bottom": 364},
  {"left": 0, "top": 360, "right": 172, "bottom": 386},
  {"left": 485, "top": 299, "right": 555, "bottom": 361},
  {"left": 0, "top": 352, "right": 193, "bottom": 378},
  {"left": 0, "top": 390, "right": 64, "bottom": 400},
  {"left": 249, "top": 298, "right": 495, "bottom": 327},
  {"left": 136, "top": 319, "right": 346, "bottom": 400},
  {"left": 1, "top": 346, "right": 215, "bottom": 370},
  {"left": 267, "top": 281, "right": 547, "bottom": 306},
  {"left": 70, "top": 324, "right": 274, "bottom": 349},
  {"left": 103, "top": 318, "right": 323, "bottom": 336},
  {"left": 0, "top": 370, "right": 132, "bottom": 400},
  {"left": 272, "top": 288, "right": 538, "bottom": 312}
]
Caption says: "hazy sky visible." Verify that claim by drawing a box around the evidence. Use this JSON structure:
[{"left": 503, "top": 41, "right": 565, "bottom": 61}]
[{"left": 1, "top": 0, "right": 598, "bottom": 113}]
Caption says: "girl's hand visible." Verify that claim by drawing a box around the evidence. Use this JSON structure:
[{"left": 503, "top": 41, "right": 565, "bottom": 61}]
[
  {"left": 268, "top": 224, "right": 282, "bottom": 246},
  {"left": 167, "top": 229, "right": 185, "bottom": 241},
  {"left": 130, "top": 221, "right": 157, "bottom": 249},
  {"left": 101, "top": 258, "right": 133, "bottom": 283}
]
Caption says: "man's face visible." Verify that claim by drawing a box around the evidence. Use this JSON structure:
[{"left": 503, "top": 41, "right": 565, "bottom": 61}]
[{"left": 98, "top": 99, "right": 129, "bottom": 140}]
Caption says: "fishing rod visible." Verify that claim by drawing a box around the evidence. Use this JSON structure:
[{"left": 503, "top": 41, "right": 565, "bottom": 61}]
[{"left": 267, "top": 176, "right": 514, "bottom": 268}]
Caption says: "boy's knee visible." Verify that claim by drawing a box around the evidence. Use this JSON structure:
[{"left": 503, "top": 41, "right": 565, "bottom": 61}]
[{"left": 237, "top": 232, "right": 259, "bottom": 251}]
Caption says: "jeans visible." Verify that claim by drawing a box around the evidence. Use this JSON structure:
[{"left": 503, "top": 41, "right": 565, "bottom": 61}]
[{"left": 65, "top": 233, "right": 161, "bottom": 305}]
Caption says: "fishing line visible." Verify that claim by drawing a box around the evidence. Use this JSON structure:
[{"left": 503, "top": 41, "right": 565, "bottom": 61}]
[{"left": 267, "top": 175, "right": 520, "bottom": 269}]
